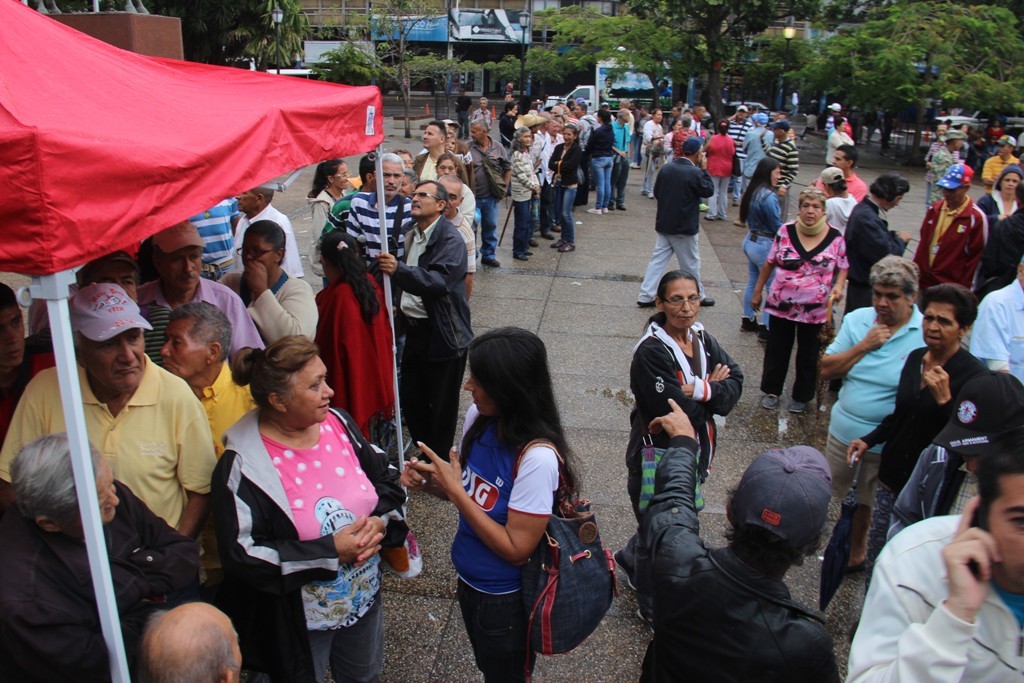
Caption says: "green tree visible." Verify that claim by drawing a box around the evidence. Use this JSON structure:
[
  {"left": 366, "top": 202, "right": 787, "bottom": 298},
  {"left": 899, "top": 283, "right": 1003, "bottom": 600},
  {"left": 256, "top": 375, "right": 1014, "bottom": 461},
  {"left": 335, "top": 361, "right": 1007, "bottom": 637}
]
[
  {"left": 626, "top": 0, "right": 822, "bottom": 119},
  {"left": 740, "top": 36, "right": 814, "bottom": 104},
  {"left": 145, "top": 0, "right": 305, "bottom": 67},
  {"left": 311, "top": 43, "right": 394, "bottom": 87},
  {"left": 367, "top": 0, "right": 446, "bottom": 138},
  {"left": 541, "top": 8, "right": 682, "bottom": 109},
  {"left": 801, "top": 0, "right": 1024, "bottom": 159},
  {"left": 479, "top": 50, "right": 568, "bottom": 100}
]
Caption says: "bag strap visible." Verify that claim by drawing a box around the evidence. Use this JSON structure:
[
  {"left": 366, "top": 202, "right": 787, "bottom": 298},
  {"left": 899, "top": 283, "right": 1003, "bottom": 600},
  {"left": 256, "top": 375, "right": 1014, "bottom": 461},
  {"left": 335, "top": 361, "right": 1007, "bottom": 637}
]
[{"left": 514, "top": 439, "right": 567, "bottom": 509}]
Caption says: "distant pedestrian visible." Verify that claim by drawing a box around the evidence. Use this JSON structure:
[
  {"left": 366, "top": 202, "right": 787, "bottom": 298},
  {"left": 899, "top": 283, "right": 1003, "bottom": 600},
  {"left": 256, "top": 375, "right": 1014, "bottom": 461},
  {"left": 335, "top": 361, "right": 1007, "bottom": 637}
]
[
  {"left": 585, "top": 109, "right": 615, "bottom": 215},
  {"left": 819, "top": 167, "right": 857, "bottom": 233},
  {"left": 704, "top": 120, "right": 736, "bottom": 222},
  {"left": 843, "top": 173, "right": 911, "bottom": 312},
  {"left": 739, "top": 158, "right": 783, "bottom": 333},
  {"left": 641, "top": 109, "right": 667, "bottom": 198},
  {"left": 767, "top": 122, "right": 799, "bottom": 221},
  {"left": 636, "top": 137, "right": 717, "bottom": 307}
]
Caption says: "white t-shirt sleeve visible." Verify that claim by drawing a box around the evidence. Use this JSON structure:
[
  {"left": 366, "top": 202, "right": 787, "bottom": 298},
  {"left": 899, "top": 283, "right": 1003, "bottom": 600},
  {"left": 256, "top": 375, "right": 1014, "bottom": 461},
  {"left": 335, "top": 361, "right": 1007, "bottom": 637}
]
[
  {"left": 508, "top": 445, "right": 559, "bottom": 516},
  {"left": 461, "top": 404, "right": 480, "bottom": 444}
]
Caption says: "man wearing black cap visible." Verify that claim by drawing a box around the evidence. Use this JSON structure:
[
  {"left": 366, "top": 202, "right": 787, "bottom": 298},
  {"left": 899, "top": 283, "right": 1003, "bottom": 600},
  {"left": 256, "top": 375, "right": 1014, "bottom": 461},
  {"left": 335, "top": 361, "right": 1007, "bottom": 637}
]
[
  {"left": 767, "top": 121, "right": 799, "bottom": 220},
  {"left": 889, "top": 372, "right": 1024, "bottom": 538},
  {"left": 641, "top": 399, "right": 839, "bottom": 682},
  {"left": 850, "top": 416, "right": 1024, "bottom": 681},
  {"left": 636, "top": 136, "right": 717, "bottom": 307}
]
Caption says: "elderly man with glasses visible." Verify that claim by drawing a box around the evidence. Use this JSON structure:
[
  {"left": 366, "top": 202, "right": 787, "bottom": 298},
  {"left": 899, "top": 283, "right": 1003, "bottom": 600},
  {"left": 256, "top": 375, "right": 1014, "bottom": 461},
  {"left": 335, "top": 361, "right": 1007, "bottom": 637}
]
[{"left": 377, "top": 180, "right": 473, "bottom": 462}]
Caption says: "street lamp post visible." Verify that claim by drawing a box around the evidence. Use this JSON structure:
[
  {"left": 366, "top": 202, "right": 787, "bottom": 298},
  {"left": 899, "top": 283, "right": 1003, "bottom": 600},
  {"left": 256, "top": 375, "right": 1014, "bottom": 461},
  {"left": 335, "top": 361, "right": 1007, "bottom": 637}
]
[
  {"left": 519, "top": 12, "right": 529, "bottom": 99},
  {"left": 272, "top": 5, "right": 284, "bottom": 75},
  {"left": 780, "top": 21, "right": 796, "bottom": 113}
]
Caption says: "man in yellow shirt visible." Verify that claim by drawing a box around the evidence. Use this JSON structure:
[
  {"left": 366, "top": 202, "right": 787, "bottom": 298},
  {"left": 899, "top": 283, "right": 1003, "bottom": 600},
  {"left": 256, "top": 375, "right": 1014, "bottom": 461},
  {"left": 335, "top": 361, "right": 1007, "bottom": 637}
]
[
  {"left": 0, "top": 283, "right": 215, "bottom": 538},
  {"left": 160, "top": 301, "right": 255, "bottom": 457},
  {"left": 161, "top": 301, "right": 255, "bottom": 588},
  {"left": 982, "top": 135, "right": 1020, "bottom": 193}
]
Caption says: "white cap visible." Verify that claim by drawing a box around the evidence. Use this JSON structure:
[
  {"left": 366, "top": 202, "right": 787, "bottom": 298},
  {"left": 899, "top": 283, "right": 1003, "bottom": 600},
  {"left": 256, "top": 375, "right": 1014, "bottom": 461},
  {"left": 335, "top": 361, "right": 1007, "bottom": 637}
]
[{"left": 828, "top": 103, "right": 842, "bottom": 111}]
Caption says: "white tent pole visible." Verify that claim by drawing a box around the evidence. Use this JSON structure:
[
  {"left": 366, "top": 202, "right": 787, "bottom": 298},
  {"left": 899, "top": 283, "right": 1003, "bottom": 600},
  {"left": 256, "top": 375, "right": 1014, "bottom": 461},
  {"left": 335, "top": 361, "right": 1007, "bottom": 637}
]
[
  {"left": 32, "top": 271, "right": 130, "bottom": 683},
  {"left": 373, "top": 147, "right": 406, "bottom": 468}
]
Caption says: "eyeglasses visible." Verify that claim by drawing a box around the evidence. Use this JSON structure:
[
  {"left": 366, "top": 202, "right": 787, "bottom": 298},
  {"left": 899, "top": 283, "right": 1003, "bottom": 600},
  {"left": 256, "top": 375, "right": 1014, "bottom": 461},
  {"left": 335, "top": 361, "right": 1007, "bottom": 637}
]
[
  {"left": 411, "top": 191, "right": 445, "bottom": 201},
  {"left": 661, "top": 295, "right": 701, "bottom": 308},
  {"left": 237, "top": 246, "right": 278, "bottom": 259}
]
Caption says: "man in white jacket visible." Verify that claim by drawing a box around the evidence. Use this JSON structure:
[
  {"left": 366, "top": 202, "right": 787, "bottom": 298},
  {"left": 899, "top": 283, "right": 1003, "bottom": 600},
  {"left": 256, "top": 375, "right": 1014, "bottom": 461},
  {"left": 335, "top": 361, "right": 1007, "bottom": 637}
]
[{"left": 848, "top": 427, "right": 1024, "bottom": 681}]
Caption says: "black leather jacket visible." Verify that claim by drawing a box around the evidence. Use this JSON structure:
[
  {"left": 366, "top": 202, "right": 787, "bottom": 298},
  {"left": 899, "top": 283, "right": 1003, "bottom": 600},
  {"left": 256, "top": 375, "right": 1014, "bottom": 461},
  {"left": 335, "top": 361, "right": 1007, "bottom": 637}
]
[
  {"left": 392, "top": 216, "right": 473, "bottom": 362},
  {"left": 640, "top": 436, "right": 839, "bottom": 683}
]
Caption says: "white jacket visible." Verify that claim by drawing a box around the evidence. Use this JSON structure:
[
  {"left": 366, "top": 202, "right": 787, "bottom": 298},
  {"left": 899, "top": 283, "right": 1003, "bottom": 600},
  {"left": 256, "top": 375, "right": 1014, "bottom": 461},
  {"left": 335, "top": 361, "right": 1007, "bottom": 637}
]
[{"left": 848, "top": 515, "right": 1024, "bottom": 682}]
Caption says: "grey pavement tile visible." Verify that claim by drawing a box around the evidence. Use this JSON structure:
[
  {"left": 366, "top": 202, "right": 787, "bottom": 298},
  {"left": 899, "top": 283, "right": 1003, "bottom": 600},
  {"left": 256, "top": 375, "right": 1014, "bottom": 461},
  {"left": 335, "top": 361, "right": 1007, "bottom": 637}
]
[
  {"left": 545, "top": 334, "right": 635, "bottom": 380},
  {"left": 380, "top": 595, "right": 458, "bottom": 683},
  {"left": 553, "top": 251, "right": 647, "bottom": 279},
  {"left": 469, "top": 295, "right": 546, "bottom": 332},
  {"left": 469, "top": 271, "right": 552, "bottom": 301},
  {"left": 546, "top": 277, "right": 646, "bottom": 308},
  {"left": 383, "top": 494, "right": 459, "bottom": 599},
  {"left": 423, "top": 605, "right": 483, "bottom": 682},
  {"left": 553, "top": 374, "right": 634, "bottom": 430},
  {"left": 540, "top": 302, "right": 651, "bottom": 338},
  {"left": 529, "top": 615, "right": 651, "bottom": 682},
  {"left": 563, "top": 427, "right": 631, "bottom": 505}
]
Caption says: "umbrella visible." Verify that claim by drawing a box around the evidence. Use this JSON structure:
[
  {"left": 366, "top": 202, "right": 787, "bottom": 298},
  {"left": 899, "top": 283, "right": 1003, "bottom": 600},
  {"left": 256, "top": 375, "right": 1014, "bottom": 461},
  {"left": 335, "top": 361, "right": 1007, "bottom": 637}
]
[
  {"left": 815, "top": 294, "right": 839, "bottom": 419},
  {"left": 819, "top": 492, "right": 858, "bottom": 611}
]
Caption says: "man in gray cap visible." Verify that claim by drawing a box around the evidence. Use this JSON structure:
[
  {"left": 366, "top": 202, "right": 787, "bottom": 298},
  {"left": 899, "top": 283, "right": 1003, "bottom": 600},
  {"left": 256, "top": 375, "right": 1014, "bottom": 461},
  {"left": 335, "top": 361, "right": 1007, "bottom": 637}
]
[
  {"left": 0, "top": 283, "right": 216, "bottom": 539},
  {"left": 640, "top": 399, "right": 838, "bottom": 682}
]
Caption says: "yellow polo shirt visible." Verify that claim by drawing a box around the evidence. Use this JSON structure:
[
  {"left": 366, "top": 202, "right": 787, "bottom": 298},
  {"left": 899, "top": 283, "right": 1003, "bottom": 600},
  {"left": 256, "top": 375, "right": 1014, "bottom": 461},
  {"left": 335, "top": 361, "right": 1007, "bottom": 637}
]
[
  {"left": 982, "top": 153, "right": 1020, "bottom": 193},
  {"left": 0, "top": 358, "right": 215, "bottom": 529},
  {"left": 202, "top": 364, "right": 256, "bottom": 458}
]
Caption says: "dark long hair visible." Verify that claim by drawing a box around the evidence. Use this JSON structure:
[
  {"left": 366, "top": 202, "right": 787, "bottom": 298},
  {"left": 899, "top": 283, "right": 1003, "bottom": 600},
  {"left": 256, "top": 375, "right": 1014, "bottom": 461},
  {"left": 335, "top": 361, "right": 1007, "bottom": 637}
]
[
  {"left": 739, "top": 157, "right": 781, "bottom": 223},
  {"left": 461, "top": 327, "right": 579, "bottom": 496},
  {"left": 646, "top": 270, "right": 699, "bottom": 328},
  {"left": 318, "top": 231, "right": 381, "bottom": 325},
  {"left": 308, "top": 159, "right": 343, "bottom": 198}
]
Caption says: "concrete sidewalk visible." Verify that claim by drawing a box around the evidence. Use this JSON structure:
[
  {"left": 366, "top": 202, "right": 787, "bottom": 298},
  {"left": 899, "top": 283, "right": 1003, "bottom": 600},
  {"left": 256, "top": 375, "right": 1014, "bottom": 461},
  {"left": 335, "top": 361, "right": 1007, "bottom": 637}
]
[{"left": 258, "top": 126, "right": 941, "bottom": 681}]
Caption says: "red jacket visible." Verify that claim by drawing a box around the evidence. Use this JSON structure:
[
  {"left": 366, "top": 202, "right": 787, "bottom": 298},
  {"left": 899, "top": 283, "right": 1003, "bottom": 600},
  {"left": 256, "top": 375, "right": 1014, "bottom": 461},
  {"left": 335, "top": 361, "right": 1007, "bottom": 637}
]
[
  {"left": 314, "top": 275, "right": 395, "bottom": 438},
  {"left": 913, "top": 198, "right": 988, "bottom": 290}
]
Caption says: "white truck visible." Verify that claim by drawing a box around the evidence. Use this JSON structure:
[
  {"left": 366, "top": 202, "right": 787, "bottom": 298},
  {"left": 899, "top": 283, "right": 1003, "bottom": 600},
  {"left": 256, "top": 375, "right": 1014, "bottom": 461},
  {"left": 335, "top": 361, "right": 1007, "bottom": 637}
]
[{"left": 545, "top": 61, "right": 663, "bottom": 111}]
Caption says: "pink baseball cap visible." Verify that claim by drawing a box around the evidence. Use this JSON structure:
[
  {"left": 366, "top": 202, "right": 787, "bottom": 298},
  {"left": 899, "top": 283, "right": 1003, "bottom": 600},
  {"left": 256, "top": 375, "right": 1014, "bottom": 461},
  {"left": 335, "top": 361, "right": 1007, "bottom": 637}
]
[{"left": 70, "top": 283, "right": 153, "bottom": 342}]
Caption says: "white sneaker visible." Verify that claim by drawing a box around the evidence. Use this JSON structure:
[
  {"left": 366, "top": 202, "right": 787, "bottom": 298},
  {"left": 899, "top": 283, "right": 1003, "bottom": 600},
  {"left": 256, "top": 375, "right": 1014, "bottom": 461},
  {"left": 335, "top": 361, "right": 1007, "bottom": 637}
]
[
  {"left": 601, "top": 208, "right": 609, "bottom": 214},
  {"left": 586, "top": 208, "right": 603, "bottom": 215}
]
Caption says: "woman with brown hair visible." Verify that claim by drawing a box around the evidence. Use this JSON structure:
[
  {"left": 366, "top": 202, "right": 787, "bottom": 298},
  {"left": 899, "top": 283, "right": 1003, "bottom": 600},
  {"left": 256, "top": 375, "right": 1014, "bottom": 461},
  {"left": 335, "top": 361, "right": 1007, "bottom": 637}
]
[{"left": 213, "top": 335, "right": 406, "bottom": 683}]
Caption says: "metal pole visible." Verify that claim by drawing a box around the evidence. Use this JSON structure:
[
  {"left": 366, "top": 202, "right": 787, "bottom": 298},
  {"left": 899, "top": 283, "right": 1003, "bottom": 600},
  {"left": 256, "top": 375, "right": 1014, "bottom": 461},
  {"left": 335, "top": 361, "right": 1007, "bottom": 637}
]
[
  {"left": 275, "top": 21, "right": 282, "bottom": 75},
  {"left": 372, "top": 148, "right": 406, "bottom": 467},
  {"left": 780, "top": 38, "right": 791, "bottom": 113},
  {"left": 32, "top": 271, "right": 130, "bottom": 683},
  {"left": 519, "top": 24, "right": 527, "bottom": 98}
]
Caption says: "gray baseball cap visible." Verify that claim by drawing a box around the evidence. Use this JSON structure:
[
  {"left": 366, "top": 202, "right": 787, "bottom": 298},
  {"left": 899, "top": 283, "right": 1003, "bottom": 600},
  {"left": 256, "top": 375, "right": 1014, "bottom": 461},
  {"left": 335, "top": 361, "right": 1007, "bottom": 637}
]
[{"left": 730, "top": 446, "right": 832, "bottom": 548}]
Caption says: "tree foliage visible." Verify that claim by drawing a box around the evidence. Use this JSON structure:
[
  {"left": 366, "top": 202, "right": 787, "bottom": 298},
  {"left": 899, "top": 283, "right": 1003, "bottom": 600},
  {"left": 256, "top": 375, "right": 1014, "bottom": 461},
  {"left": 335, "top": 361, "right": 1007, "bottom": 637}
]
[
  {"left": 311, "top": 43, "right": 392, "bottom": 87},
  {"left": 143, "top": 0, "right": 306, "bottom": 67},
  {"left": 479, "top": 49, "right": 569, "bottom": 95},
  {"left": 540, "top": 8, "right": 682, "bottom": 107},
  {"left": 626, "top": 0, "right": 821, "bottom": 118},
  {"left": 801, "top": 1, "right": 1024, "bottom": 113}
]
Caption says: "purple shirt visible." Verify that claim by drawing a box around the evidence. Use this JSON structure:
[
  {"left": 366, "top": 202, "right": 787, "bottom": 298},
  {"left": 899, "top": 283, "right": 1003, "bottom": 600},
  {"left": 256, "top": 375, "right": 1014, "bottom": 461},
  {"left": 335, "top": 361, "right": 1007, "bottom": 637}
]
[{"left": 138, "top": 278, "right": 264, "bottom": 356}]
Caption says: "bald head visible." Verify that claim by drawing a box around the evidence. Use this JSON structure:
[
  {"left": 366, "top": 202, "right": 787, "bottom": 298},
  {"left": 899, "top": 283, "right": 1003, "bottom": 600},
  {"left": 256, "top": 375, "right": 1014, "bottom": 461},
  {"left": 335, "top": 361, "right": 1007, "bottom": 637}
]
[{"left": 138, "top": 603, "right": 241, "bottom": 683}]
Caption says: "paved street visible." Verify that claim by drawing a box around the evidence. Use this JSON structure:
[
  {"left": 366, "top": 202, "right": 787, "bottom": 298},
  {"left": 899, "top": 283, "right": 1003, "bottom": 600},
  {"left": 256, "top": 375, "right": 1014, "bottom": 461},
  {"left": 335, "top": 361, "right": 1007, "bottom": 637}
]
[{"left": 262, "top": 120, "right": 939, "bottom": 681}]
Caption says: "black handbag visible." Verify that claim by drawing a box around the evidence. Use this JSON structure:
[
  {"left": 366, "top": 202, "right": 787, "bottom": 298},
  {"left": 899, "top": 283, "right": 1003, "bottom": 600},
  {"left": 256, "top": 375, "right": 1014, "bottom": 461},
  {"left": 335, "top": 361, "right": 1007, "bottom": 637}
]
[{"left": 516, "top": 441, "right": 616, "bottom": 663}]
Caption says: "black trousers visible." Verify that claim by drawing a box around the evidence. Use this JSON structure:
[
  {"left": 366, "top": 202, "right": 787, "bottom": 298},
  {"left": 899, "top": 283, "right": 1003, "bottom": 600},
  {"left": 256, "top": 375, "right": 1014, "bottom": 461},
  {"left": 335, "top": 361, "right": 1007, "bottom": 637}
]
[
  {"left": 611, "top": 155, "right": 630, "bottom": 208},
  {"left": 538, "top": 180, "right": 555, "bottom": 232},
  {"left": 457, "top": 580, "right": 534, "bottom": 682},
  {"left": 760, "top": 313, "right": 822, "bottom": 402},
  {"left": 399, "top": 322, "right": 467, "bottom": 460}
]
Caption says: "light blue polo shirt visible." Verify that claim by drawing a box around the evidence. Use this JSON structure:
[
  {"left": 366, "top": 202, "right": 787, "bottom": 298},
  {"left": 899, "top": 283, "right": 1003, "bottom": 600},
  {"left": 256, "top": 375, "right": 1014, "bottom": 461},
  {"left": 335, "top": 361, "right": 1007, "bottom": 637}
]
[
  {"left": 971, "top": 280, "right": 1024, "bottom": 383},
  {"left": 827, "top": 305, "right": 925, "bottom": 450}
]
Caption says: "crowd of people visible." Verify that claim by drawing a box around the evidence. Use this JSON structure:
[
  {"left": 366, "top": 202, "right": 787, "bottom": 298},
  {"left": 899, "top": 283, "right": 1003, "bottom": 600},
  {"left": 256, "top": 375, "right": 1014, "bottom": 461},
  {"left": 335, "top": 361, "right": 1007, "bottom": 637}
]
[{"left": 5, "top": 96, "right": 1024, "bottom": 683}]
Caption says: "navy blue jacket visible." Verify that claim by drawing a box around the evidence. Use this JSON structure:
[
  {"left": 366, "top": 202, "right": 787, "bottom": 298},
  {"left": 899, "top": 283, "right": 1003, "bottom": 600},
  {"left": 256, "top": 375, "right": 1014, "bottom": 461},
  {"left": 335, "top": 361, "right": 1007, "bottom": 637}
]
[{"left": 653, "top": 157, "right": 715, "bottom": 236}]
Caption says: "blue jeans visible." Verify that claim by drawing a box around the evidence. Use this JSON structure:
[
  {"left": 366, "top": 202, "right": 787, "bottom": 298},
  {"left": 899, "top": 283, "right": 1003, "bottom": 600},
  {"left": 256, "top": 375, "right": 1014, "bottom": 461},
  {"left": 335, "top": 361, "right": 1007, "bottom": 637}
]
[
  {"left": 477, "top": 195, "right": 499, "bottom": 260},
  {"left": 591, "top": 156, "right": 613, "bottom": 210},
  {"left": 632, "top": 131, "right": 643, "bottom": 165},
  {"left": 458, "top": 580, "right": 535, "bottom": 682},
  {"left": 307, "top": 596, "right": 384, "bottom": 683},
  {"left": 742, "top": 232, "right": 773, "bottom": 322},
  {"left": 512, "top": 199, "right": 532, "bottom": 257},
  {"left": 556, "top": 185, "right": 577, "bottom": 243}
]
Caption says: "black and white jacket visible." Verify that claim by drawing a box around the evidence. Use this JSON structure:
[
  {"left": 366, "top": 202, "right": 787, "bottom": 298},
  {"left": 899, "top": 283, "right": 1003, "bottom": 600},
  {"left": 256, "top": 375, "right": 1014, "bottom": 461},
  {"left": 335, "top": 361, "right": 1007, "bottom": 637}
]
[{"left": 212, "top": 408, "right": 406, "bottom": 683}]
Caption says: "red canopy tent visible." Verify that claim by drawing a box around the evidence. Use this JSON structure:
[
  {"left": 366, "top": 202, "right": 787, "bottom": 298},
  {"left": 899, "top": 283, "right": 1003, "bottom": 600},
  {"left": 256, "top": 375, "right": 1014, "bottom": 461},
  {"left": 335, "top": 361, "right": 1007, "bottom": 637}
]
[
  {"left": 0, "top": 0, "right": 383, "bottom": 274},
  {"left": 0, "top": 2, "right": 386, "bottom": 679}
]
